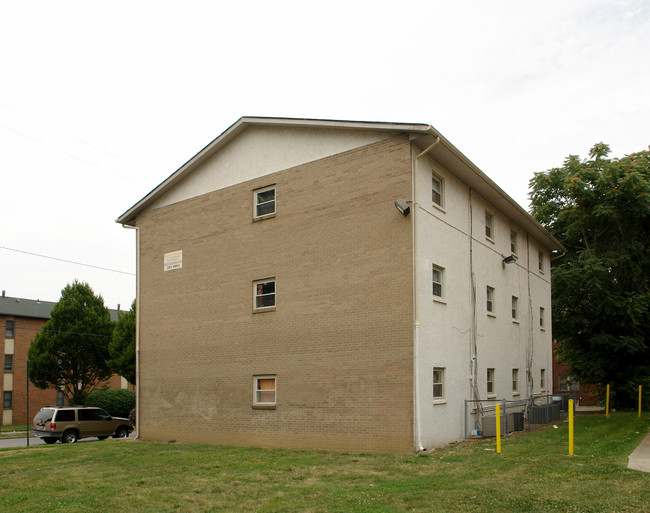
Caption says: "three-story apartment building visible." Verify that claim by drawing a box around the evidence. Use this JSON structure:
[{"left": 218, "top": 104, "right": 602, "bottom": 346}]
[{"left": 117, "top": 117, "right": 563, "bottom": 452}]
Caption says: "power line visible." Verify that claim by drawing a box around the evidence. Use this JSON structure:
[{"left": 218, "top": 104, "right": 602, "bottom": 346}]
[
  {"left": 0, "top": 245, "right": 135, "bottom": 276},
  {"left": 0, "top": 121, "right": 150, "bottom": 188},
  {"left": 0, "top": 100, "right": 167, "bottom": 181}
]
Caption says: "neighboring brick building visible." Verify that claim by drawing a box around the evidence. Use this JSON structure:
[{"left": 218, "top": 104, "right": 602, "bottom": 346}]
[
  {"left": 117, "top": 117, "right": 565, "bottom": 452},
  {"left": 1, "top": 293, "right": 131, "bottom": 425},
  {"left": 552, "top": 341, "right": 601, "bottom": 406}
]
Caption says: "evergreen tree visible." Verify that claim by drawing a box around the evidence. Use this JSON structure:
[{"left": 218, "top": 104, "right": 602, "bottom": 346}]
[
  {"left": 28, "top": 281, "right": 114, "bottom": 404},
  {"left": 108, "top": 299, "right": 136, "bottom": 384}
]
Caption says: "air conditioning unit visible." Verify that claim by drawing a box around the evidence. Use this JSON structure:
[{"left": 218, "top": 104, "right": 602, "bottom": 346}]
[
  {"left": 529, "top": 403, "right": 561, "bottom": 424},
  {"left": 481, "top": 413, "right": 514, "bottom": 437}
]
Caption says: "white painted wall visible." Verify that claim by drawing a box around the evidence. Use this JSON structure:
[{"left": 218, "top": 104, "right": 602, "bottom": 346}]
[
  {"left": 414, "top": 153, "right": 553, "bottom": 449},
  {"left": 151, "top": 126, "right": 390, "bottom": 210}
]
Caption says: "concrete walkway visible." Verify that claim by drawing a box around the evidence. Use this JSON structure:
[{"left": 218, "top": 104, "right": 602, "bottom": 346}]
[{"left": 628, "top": 432, "right": 650, "bottom": 473}]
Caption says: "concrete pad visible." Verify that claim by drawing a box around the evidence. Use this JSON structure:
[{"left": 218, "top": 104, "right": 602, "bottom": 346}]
[
  {"left": 575, "top": 406, "right": 605, "bottom": 414},
  {"left": 628, "top": 433, "right": 650, "bottom": 473}
]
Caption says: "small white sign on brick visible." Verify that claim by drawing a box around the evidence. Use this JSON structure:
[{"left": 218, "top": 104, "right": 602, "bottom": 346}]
[{"left": 164, "top": 250, "right": 183, "bottom": 271}]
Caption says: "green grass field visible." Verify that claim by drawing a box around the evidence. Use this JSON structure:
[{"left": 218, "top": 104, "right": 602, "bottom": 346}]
[
  {"left": 0, "top": 424, "right": 28, "bottom": 437},
  {"left": 1, "top": 413, "right": 648, "bottom": 512}
]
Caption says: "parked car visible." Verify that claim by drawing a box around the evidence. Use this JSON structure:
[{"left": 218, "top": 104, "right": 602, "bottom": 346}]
[{"left": 32, "top": 406, "right": 133, "bottom": 444}]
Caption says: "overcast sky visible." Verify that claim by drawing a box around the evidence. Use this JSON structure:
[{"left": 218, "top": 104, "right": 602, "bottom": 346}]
[{"left": 1, "top": 0, "right": 648, "bottom": 309}]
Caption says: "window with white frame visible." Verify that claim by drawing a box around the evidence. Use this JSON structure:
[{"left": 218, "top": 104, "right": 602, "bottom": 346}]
[
  {"left": 5, "top": 320, "right": 14, "bottom": 339},
  {"left": 487, "top": 368, "right": 495, "bottom": 395},
  {"left": 486, "top": 286, "right": 495, "bottom": 314},
  {"left": 510, "top": 230, "right": 518, "bottom": 255},
  {"left": 432, "top": 173, "right": 444, "bottom": 208},
  {"left": 433, "top": 367, "right": 445, "bottom": 400},
  {"left": 538, "top": 250, "right": 544, "bottom": 272},
  {"left": 540, "top": 369, "right": 546, "bottom": 390},
  {"left": 485, "top": 212, "right": 494, "bottom": 240},
  {"left": 540, "top": 307, "right": 545, "bottom": 329},
  {"left": 254, "top": 186, "right": 276, "bottom": 219},
  {"left": 432, "top": 265, "right": 444, "bottom": 299},
  {"left": 512, "top": 369, "right": 519, "bottom": 393},
  {"left": 254, "top": 375, "right": 276, "bottom": 405},
  {"left": 254, "top": 279, "right": 276, "bottom": 310},
  {"left": 511, "top": 296, "right": 519, "bottom": 320}
]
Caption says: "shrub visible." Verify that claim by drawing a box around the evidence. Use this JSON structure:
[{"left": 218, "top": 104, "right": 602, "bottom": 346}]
[{"left": 85, "top": 389, "right": 135, "bottom": 419}]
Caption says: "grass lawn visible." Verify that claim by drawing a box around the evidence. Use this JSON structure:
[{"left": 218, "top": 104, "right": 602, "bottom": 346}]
[
  {"left": 1, "top": 413, "right": 648, "bottom": 512},
  {"left": 0, "top": 424, "right": 28, "bottom": 437}
]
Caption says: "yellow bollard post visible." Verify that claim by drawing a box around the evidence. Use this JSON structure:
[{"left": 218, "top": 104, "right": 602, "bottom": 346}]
[
  {"left": 606, "top": 384, "right": 610, "bottom": 417},
  {"left": 496, "top": 403, "right": 502, "bottom": 454},
  {"left": 640, "top": 386, "right": 643, "bottom": 418},
  {"left": 568, "top": 399, "right": 574, "bottom": 456}
]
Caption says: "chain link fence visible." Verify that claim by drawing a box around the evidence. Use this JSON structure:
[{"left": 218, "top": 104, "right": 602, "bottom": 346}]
[{"left": 464, "top": 392, "right": 578, "bottom": 438}]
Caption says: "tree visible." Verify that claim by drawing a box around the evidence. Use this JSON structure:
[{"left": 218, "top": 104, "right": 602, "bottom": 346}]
[
  {"left": 28, "top": 281, "right": 114, "bottom": 405},
  {"left": 108, "top": 299, "right": 136, "bottom": 384},
  {"left": 529, "top": 143, "right": 650, "bottom": 406}
]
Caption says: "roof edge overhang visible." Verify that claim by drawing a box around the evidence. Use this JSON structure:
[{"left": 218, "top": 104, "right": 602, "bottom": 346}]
[{"left": 115, "top": 116, "right": 565, "bottom": 253}]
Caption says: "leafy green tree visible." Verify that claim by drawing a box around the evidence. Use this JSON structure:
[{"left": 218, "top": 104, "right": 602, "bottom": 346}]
[
  {"left": 529, "top": 143, "right": 650, "bottom": 406},
  {"left": 108, "top": 299, "right": 136, "bottom": 384},
  {"left": 28, "top": 281, "right": 114, "bottom": 405}
]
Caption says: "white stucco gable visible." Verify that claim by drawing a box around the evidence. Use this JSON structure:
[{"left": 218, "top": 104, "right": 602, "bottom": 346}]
[{"left": 150, "top": 125, "right": 391, "bottom": 210}]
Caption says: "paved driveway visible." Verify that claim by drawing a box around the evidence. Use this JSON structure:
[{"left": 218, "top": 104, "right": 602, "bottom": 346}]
[
  {"left": 0, "top": 434, "right": 133, "bottom": 449},
  {"left": 0, "top": 436, "right": 46, "bottom": 448}
]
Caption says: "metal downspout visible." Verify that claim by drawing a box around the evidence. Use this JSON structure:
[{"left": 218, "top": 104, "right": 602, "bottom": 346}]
[
  {"left": 413, "top": 131, "right": 440, "bottom": 452},
  {"left": 526, "top": 234, "right": 534, "bottom": 402},
  {"left": 135, "top": 226, "right": 140, "bottom": 440},
  {"left": 126, "top": 224, "right": 141, "bottom": 440}
]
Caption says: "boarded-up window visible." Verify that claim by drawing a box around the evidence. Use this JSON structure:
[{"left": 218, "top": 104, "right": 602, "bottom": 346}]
[{"left": 254, "top": 376, "right": 276, "bottom": 405}]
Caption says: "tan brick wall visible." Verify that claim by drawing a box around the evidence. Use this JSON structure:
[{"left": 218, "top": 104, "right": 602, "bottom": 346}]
[{"left": 136, "top": 135, "right": 415, "bottom": 452}]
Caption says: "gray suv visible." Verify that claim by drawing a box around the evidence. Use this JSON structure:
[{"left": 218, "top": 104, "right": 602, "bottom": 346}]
[{"left": 33, "top": 406, "right": 133, "bottom": 444}]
